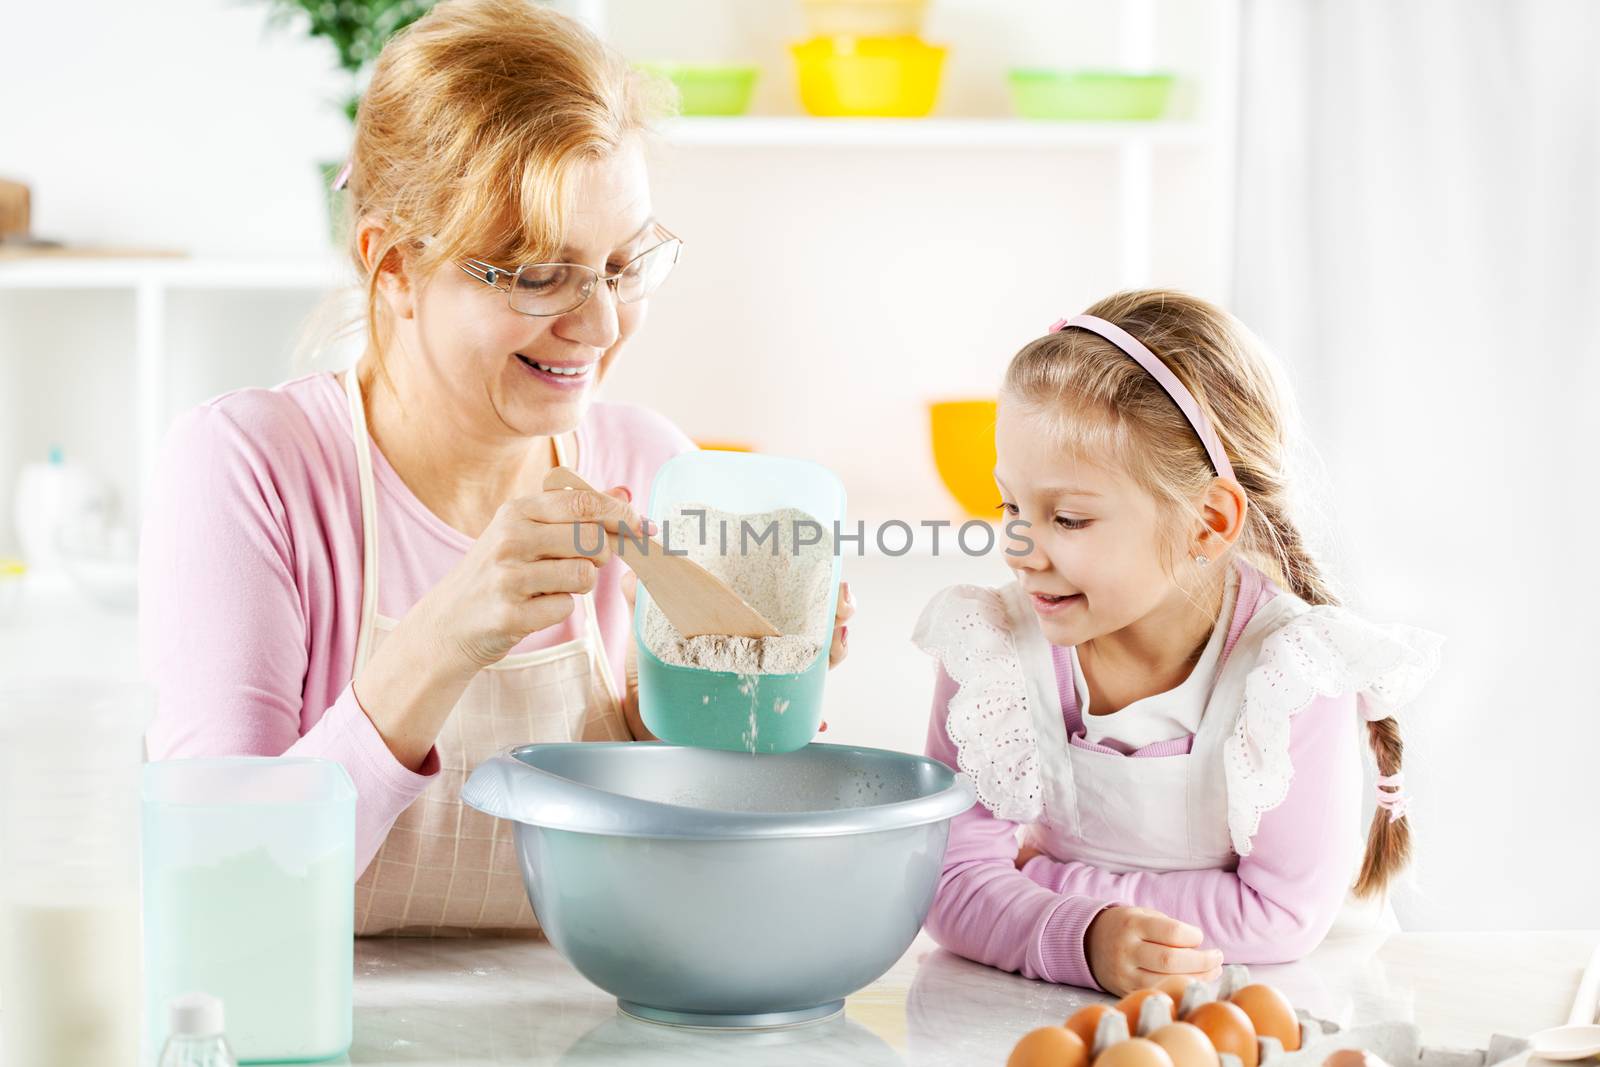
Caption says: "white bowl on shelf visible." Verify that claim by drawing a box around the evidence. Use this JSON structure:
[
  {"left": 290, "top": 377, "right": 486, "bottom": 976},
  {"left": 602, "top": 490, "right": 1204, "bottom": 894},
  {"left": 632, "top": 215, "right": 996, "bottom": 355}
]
[
  {"left": 61, "top": 553, "right": 138, "bottom": 613},
  {"left": 0, "top": 561, "right": 23, "bottom": 625}
]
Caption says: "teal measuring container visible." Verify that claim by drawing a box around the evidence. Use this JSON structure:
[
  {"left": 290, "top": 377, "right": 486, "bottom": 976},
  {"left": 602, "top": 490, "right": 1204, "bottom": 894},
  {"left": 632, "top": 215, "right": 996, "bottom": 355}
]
[
  {"left": 142, "top": 758, "right": 355, "bottom": 1064},
  {"left": 634, "top": 451, "right": 847, "bottom": 753}
]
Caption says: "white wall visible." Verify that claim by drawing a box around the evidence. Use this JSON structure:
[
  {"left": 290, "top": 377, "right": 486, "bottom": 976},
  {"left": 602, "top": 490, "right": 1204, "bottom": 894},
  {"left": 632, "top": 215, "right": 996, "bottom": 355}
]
[
  {"left": 1231, "top": 0, "right": 1600, "bottom": 933},
  {"left": 18, "top": 0, "right": 1561, "bottom": 944}
]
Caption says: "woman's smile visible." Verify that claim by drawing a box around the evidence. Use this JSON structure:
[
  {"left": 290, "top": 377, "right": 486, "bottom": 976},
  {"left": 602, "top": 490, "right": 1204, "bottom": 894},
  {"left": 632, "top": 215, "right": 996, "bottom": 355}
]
[{"left": 513, "top": 352, "right": 597, "bottom": 391}]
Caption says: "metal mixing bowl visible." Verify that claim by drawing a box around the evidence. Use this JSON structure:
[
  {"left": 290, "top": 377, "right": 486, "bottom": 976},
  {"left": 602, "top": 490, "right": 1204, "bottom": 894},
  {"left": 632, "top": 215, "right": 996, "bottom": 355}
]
[{"left": 462, "top": 742, "right": 974, "bottom": 1030}]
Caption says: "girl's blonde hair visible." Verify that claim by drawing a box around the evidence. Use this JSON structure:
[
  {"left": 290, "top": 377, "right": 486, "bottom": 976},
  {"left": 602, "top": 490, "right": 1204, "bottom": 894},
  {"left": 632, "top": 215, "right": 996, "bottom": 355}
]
[
  {"left": 341, "top": 0, "right": 667, "bottom": 361},
  {"left": 1003, "top": 289, "right": 1407, "bottom": 898}
]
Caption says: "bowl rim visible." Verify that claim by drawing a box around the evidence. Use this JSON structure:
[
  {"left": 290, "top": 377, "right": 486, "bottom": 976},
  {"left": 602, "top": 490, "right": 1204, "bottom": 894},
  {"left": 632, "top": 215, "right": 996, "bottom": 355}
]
[
  {"left": 462, "top": 741, "right": 976, "bottom": 840},
  {"left": 1008, "top": 67, "right": 1176, "bottom": 82},
  {"left": 634, "top": 61, "right": 761, "bottom": 81}
]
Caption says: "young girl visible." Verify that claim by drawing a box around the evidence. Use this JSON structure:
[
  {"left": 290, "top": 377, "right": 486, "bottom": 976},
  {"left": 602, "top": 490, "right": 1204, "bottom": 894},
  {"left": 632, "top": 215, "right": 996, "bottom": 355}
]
[{"left": 913, "top": 289, "right": 1440, "bottom": 995}]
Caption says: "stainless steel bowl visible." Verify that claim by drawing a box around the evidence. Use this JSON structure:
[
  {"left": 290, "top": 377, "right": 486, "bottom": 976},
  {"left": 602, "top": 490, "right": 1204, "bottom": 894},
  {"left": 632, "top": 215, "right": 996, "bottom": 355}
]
[{"left": 462, "top": 742, "right": 974, "bottom": 1030}]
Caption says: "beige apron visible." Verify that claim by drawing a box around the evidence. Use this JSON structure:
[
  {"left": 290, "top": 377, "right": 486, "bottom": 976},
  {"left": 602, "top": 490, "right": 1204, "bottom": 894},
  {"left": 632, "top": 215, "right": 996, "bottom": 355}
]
[{"left": 341, "top": 371, "right": 630, "bottom": 938}]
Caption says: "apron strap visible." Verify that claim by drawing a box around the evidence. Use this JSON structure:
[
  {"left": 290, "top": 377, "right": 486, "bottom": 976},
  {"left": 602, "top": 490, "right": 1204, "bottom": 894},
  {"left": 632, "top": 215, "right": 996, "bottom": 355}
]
[
  {"left": 343, "top": 371, "right": 623, "bottom": 713},
  {"left": 343, "top": 370, "right": 382, "bottom": 675}
]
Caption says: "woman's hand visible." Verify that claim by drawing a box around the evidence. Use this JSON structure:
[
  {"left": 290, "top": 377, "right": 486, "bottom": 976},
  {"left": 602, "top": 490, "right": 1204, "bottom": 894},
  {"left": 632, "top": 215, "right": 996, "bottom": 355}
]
[
  {"left": 828, "top": 581, "right": 854, "bottom": 668},
  {"left": 355, "top": 484, "right": 644, "bottom": 769},
  {"left": 433, "top": 485, "right": 642, "bottom": 670},
  {"left": 1014, "top": 842, "right": 1044, "bottom": 870},
  {"left": 1085, "top": 906, "right": 1222, "bottom": 997},
  {"left": 617, "top": 570, "right": 655, "bottom": 741}
]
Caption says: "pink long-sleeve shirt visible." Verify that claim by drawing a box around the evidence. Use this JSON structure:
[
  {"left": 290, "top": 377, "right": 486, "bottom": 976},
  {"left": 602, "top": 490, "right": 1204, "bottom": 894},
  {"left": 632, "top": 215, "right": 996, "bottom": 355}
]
[
  {"left": 140, "top": 373, "right": 694, "bottom": 875},
  {"left": 922, "top": 581, "right": 1364, "bottom": 991}
]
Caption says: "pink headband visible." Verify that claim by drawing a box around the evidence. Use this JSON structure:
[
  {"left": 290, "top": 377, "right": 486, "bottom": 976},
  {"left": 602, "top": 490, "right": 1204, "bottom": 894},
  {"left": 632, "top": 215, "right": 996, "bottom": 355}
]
[
  {"left": 331, "top": 161, "right": 352, "bottom": 191},
  {"left": 1375, "top": 772, "right": 1411, "bottom": 823},
  {"left": 1049, "top": 313, "right": 1236, "bottom": 482}
]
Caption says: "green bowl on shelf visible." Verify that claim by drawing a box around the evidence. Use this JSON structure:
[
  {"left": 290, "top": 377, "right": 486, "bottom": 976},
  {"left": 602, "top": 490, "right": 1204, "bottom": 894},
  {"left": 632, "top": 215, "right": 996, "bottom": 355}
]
[
  {"left": 1007, "top": 69, "right": 1175, "bottom": 121},
  {"left": 638, "top": 63, "right": 760, "bottom": 117}
]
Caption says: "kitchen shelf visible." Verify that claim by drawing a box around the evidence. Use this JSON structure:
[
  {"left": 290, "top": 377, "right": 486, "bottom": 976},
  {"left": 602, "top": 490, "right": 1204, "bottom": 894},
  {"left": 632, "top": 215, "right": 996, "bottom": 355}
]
[
  {"left": 0, "top": 256, "right": 351, "bottom": 290},
  {"left": 0, "top": 0, "right": 1242, "bottom": 533},
  {"left": 659, "top": 116, "right": 1212, "bottom": 149}
]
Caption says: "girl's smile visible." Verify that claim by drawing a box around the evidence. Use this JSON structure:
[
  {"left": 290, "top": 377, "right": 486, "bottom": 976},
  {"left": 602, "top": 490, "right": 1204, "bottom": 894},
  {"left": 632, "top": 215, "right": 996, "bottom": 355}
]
[{"left": 1028, "top": 591, "right": 1084, "bottom": 615}]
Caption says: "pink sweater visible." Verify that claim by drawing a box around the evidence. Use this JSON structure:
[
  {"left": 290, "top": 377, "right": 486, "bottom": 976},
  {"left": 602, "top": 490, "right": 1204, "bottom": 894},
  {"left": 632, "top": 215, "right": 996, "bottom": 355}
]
[
  {"left": 140, "top": 373, "right": 694, "bottom": 875},
  {"left": 922, "top": 580, "right": 1364, "bottom": 990}
]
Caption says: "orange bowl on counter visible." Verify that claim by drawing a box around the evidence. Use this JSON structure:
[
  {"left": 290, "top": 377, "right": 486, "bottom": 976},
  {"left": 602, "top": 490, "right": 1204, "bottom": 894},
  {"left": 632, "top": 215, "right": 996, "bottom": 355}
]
[
  {"left": 928, "top": 399, "right": 1000, "bottom": 518},
  {"left": 791, "top": 35, "right": 947, "bottom": 118}
]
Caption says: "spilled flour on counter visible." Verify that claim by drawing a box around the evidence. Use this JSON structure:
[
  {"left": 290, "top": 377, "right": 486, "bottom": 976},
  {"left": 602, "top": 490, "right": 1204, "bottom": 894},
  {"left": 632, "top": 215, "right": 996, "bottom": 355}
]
[{"left": 640, "top": 503, "right": 832, "bottom": 674}]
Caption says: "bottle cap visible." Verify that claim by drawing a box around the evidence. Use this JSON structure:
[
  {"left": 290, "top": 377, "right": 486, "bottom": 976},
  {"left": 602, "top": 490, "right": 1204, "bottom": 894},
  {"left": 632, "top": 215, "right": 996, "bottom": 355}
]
[{"left": 168, "top": 992, "right": 224, "bottom": 1038}]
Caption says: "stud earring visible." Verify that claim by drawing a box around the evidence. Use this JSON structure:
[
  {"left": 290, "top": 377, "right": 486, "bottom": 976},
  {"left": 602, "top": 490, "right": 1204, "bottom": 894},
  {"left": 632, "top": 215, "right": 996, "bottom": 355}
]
[{"left": 1194, "top": 553, "right": 1210, "bottom": 567}]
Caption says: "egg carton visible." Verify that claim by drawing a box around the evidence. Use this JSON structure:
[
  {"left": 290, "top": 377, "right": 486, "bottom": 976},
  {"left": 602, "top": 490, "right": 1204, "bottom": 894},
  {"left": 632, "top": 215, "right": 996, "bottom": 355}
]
[{"left": 1091, "top": 966, "right": 1531, "bottom": 1067}]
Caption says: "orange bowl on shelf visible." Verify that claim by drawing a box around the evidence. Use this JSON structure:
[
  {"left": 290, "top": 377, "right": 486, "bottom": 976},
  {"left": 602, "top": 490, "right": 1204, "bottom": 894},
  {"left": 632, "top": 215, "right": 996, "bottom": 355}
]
[
  {"left": 928, "top": 399, "right": 1000, "bottom": 519},
  {"left": 790, "top": 35, "right": 947, "bottom": 118}
]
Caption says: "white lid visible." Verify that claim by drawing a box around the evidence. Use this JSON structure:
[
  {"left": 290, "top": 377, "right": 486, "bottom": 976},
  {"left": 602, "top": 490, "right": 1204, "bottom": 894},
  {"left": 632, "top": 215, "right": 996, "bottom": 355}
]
[{"left": 168, "top": 992, "right": 225, "bottom": 1038}]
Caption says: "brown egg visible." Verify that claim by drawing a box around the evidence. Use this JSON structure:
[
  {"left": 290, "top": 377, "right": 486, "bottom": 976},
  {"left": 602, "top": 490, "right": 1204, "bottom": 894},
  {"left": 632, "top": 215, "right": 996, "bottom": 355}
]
[
  {"left": 1229, "top": 984, "right": 1300, "bottom": 1052},
  {"left": 1066, "top": 1004, "right": 1117, "bottom": 1049},
  {"left": 1149, "top": 1022, "right": 1222, "bottom": 1067},
  {"left": 1094, "top": 1037, "right": 1177, "bottom": 1067},
  {"left": 1116, "top": 989, "right": 1176, "bottom": 1034},
  {"left": 1008, "top": 1026, "right": 1088, "bottom": 1067},
  {"left": 1155, "top": 976, "right": 1195, "bottom": 1003},
  {"left": 1323, "top": 1051, "right": 1393, "bottom": 1067},
  {"left": 1186, "top": 1000, "right": 1258, "bottom": 1067}
]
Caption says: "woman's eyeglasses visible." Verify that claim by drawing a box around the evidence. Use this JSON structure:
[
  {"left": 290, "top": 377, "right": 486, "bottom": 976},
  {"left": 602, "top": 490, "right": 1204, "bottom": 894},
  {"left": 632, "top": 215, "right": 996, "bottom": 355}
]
[{"left": 457, "top": 225, "right": 682, "bottom": 317}]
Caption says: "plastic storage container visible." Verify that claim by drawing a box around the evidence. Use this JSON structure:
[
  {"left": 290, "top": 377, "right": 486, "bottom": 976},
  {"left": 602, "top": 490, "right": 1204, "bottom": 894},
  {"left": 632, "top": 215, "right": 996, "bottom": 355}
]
[
  {"left": 638, "top": 63, "right": 759, "bottom": 116},
  {"left": 634, "top": 451, "right": 846, "bottom": 753},
  {"left": 791, "top": 35, "right": 948, "bottom": 118},
  {"left": 0, "top": 679, "right": 147, "bottom": 1067},
  {"left": 1007, "top": 69, "right": 1176, "bottom": 121},
  {"left": 143, "top": 759, "right": 355, "bottom": 1064}
]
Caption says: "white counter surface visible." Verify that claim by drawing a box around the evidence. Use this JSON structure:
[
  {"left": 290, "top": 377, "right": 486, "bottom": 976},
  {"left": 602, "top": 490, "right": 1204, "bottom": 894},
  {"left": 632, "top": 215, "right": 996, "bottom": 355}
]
[{"left": 340, "top": 929, "right": 1598, "bottom": 1065}]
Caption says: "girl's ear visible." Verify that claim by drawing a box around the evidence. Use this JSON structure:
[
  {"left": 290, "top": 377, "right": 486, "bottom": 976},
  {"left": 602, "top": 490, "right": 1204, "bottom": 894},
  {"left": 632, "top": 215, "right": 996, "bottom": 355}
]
[
  {"left": 357, "top": 215, "right": 418, "bottom": 321},
  {"left": 1196, "top": 476, "right": 1248, "bottom": 552}
]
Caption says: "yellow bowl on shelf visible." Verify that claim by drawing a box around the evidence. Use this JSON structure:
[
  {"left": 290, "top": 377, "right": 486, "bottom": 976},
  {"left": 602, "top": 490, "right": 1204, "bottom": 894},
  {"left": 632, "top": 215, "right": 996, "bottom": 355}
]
[
  {"left": 802, "top": 0, "right": 928, "bottom": 37},
  {"left": 928, "top": 400, "right": 1001, "bottom": 519},
  {"left": 693, "top": 440, "right": 755, "bottom": 453},
  {"left": 791, "top": 35, "right": 947, "bottom": 118}
]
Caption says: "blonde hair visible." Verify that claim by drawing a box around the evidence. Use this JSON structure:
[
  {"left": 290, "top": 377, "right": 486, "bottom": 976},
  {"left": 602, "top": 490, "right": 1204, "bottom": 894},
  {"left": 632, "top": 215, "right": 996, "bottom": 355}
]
[
  {"left": 1003, "top": 289, "right": 1408, "bottom": 898},
  {"left": 341, "top": 0, "right": 668, "bottom": 363}
]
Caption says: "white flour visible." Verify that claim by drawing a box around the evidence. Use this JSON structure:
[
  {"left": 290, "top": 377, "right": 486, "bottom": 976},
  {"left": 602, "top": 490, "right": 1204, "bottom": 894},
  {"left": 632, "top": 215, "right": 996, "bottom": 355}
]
[{"left": 641, "top": 503, "right": 833, "bottom": 675}]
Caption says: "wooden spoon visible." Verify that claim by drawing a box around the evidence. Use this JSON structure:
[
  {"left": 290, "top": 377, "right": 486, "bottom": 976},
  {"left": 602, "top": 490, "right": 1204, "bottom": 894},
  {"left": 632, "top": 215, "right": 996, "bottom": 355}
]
[{"left": 542, "top": 467, "right": 781, "bottom": 639}]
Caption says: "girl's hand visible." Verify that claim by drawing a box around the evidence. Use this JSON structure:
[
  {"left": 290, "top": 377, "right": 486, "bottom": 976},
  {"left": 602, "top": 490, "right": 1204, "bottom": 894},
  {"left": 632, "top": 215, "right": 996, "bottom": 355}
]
[
  {"left": 1085, "top": 906, "right": 1223, "bottom": 997},
  {"left": 1014, "top": 843, "right": 1044, "bottom": 870}
]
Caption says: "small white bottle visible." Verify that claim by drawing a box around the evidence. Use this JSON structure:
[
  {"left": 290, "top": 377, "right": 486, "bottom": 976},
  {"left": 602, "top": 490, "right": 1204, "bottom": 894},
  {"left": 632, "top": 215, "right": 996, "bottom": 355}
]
[{"left": 157, "top": 993, "right": 237, "bottom": 1067}]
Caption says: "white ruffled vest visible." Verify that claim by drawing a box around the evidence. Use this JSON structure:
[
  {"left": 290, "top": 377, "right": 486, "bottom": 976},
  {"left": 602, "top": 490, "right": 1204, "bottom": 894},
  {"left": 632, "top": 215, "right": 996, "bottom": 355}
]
[{"left": 911, "top": 564, "right": 1442, "bottom": 874}]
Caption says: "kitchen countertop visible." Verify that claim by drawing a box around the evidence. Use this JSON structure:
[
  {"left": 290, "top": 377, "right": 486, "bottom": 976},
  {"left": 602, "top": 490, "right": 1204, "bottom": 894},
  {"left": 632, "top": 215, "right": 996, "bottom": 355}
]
[{"left": 340, "top": 929, "right": 1598, "bottom": 1066}]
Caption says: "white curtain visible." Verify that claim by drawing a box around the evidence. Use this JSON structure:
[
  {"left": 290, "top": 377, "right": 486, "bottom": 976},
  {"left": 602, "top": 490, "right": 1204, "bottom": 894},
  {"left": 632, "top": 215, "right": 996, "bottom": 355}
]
[{"left": 1233, "top": 0, "right": 1600, "bottom": 930}]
